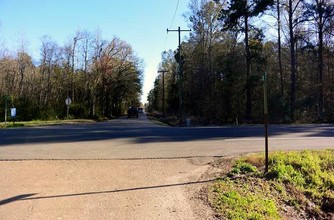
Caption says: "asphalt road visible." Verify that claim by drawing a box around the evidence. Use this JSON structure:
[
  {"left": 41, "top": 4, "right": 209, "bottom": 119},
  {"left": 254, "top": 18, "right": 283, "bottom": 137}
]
[
  {"left": 1, "top": 114, "right": 334, "bottom": 219},
  {"left": 0, "top": 114, "right": 334, "bottom": 160}
]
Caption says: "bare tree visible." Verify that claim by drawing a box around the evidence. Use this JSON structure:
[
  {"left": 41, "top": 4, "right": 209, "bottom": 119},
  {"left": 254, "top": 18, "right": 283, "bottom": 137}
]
[
  {"left": 282, "top": 0, "right": 304, "bottom": 121},
  {"left": 39, "top": 35, "right": 60, "bottom": 107}
]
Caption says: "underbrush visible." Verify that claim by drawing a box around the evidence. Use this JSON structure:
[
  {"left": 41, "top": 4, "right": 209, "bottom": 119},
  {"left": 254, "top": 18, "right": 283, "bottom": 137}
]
[{"left": 209, "top": 150, "right": 334, "bottom": 219}]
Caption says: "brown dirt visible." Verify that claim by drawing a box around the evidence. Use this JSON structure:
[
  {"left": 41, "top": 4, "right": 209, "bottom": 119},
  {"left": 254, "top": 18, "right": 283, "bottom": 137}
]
[{"left": 0, "top": 157, "right": 221, "bottom": 220}]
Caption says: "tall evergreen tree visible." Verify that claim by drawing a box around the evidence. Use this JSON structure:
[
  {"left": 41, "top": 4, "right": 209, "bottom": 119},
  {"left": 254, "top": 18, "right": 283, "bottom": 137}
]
[{"left": 216, "top": 0, "right": 274, "bottom": 121}]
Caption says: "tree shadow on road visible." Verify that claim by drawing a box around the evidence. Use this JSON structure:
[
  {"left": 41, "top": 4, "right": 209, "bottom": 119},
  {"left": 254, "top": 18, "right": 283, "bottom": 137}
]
[{"left": 0, "top": 119, "right": 333, "bottom": 146}]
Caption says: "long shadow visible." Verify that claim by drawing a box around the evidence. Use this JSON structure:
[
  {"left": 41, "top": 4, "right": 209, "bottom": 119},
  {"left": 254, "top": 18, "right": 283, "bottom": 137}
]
[
  {"left": 0, "top": 118, "right": 333, "bottom": 146},
  {"left": 0, "top": 193, "right": 37, "bottom": 205},
  {"left": 0, "top": 179, "right": 215, "bottom": 205}
]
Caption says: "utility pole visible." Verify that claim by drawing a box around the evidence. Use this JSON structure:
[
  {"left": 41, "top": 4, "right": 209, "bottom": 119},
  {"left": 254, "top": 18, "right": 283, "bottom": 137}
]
[
  {"left": 167, "top": 26, "right": 191, "bottom": 126},
  {"left": 263, "top": 72, "right": 269, "bottom": 173},
  {"left": 158, "top": 70, "right": 168, "bottom": 118}
]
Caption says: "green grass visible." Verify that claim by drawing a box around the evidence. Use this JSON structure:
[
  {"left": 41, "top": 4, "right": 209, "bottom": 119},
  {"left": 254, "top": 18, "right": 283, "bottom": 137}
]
[
  {"left": 210, "top": 178, "right": 281, "bottom": 220},
  {"left": 0, "top": 119, "right": 96, "bottom": 128},
  {"left": 229, "top": 160, "right": 258, "bottom": 176},
  {"left": 266, "top": 150, "right": 334, "bottom": 211},
  {"left": 209, "top": 150, "right": 334, "bottom": 219}
]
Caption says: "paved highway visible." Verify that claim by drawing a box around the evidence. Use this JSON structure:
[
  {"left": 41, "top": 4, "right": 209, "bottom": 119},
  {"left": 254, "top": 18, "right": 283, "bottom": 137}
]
[{"left": 0, "top": 114, "right": 333, "bottom": 159}]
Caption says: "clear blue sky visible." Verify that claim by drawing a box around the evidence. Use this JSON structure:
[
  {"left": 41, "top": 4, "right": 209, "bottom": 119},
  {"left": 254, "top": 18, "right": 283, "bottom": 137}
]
[{"left": 0, "top": 0, "right": 190, "bottom": 103}]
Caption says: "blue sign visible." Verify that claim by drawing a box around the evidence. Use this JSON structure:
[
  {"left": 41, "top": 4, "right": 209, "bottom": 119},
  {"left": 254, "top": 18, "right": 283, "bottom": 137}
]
[{"left": 10, "top": 108, "right": 16, "bottom": 117}]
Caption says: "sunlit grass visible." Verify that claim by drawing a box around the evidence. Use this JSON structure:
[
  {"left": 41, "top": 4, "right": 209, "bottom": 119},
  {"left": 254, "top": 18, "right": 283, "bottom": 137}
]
[
  {"left": 209, "top": 150, "right": 334, "bottom": 219},
  {"left": 210, "top": 178, "right": 281, "bottom": 220},
  {"left": 0, "top": 119, "right": 96, "bottom": 128}
]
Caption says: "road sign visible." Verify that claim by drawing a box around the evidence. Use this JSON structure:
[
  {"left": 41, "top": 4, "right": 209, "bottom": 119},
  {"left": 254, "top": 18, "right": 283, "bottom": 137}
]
[
  {"left": 65, "top": 97, "right": 72, "bottom": 119},
  {"left": 10, "top": 108, "right": 16, "bottom": 117},
  {"left": 65, "top": 97, "right": 72, "bottom": 106}
]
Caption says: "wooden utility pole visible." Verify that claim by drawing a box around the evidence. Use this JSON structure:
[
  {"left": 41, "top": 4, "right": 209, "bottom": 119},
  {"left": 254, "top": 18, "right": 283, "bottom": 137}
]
[
  {"left": 158, "top": 70, "right": 168, "bottom": 118},
  {"left": 167, "top": 27, "right": 191, "bottom": 126}
]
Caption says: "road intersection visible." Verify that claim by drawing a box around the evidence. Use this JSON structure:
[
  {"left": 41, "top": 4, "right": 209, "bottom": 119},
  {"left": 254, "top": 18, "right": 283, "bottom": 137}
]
[
  {"left": 0, "top": 116, "right": 333, "bottom": 160},
  {"left": 1, "top": 116, "right": 333, "bottom": 219}
]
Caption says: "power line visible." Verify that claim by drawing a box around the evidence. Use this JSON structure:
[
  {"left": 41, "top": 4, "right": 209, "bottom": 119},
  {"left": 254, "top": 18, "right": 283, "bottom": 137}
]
[
  {"left": 164, "top": 0, "right": 180, "bottom": 52},
  {"left": 169, "top": 0, "right": 180, "bottom": 29}
]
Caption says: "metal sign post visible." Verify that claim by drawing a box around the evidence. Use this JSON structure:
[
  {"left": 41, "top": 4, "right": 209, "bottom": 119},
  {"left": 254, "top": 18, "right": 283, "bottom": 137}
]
[{"left": 263, "top": 72, "right": 269, "bottom": 174}]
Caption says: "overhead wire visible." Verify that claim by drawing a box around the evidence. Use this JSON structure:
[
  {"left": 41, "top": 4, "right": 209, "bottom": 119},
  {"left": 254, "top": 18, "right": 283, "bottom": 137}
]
[
  {"left": 164, "top": 0, "right": 180, "bottom": 53},
  {"left": 169, "top": 0, "right": 180, "bottom": 29}
]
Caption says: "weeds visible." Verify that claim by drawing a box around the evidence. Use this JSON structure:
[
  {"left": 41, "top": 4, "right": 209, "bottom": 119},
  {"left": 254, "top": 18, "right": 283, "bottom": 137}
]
[
  {"left": 229, "top": 160, "right": 258, "bottom": 176},
  {"left": 211, "top": 178, "right": 281, "bottom": 220},
  {"left": 209, "top": 150, "right": 334, "bottom": 219},
  {"left": 266, "top": 150, "right": 334, "bottom": 205}
]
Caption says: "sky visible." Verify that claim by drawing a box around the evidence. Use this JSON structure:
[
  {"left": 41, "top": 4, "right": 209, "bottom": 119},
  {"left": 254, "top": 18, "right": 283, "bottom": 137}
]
[{"left": 0, "top": 0, "right": 191, "bottom": 103}]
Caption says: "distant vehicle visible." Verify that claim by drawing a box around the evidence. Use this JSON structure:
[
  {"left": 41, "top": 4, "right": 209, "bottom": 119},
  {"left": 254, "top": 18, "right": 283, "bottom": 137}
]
[
  {"left": 138, "top": 107, "right": 143, "bottom": 113},
  {"left": 127, "top": 106, "right": 138, "bottom": 118}
]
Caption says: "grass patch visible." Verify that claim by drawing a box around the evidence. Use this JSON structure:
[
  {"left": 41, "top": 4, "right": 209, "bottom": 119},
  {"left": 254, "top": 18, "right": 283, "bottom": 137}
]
[
  {"left": 146, "top": 112, "right": 176, "bottom": 126},
  {"left": 210, "top": 178, "right": 281, "bottom": 220},
  {"left": 209, "top": 150, "right": 334, "bottom": 219},
  {"left": 229, "top": 160, "right": 258, "bottom": 176},
  {"left": 0, "top": 119, "right": 97, "bottom": 128}
]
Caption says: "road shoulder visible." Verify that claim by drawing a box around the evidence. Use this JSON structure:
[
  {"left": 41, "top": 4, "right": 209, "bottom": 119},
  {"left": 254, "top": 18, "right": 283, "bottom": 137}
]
[{"left": 0, "top": 158, "right": 218, "bottom": 219}]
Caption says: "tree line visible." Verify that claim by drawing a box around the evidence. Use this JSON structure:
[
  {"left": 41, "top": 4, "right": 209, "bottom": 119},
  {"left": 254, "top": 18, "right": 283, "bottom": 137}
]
[
  {"left": 0, "top": 30, "right": 143, "bottom": 121},
  {"left": 148, "top": 0, "right": 334, "bottom": 124}
]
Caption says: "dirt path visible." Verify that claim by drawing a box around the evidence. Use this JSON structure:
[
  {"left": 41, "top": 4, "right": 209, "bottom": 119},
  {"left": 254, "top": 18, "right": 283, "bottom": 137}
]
[{"left": 0, "top": 158, "right": 218, "bottom": 219}]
